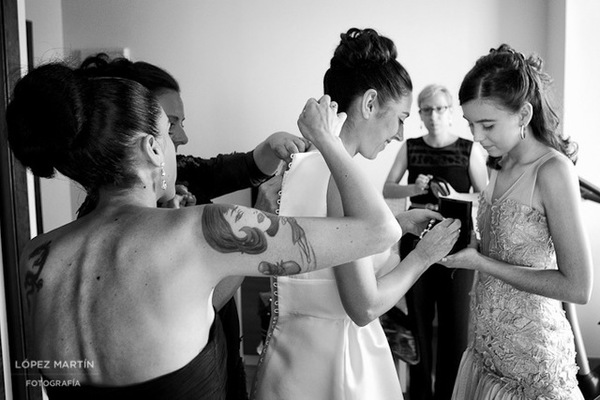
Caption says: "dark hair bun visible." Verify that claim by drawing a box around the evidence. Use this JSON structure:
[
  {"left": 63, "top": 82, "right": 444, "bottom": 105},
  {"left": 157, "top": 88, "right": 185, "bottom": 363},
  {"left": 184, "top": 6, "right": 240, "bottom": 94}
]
[
  {"left": 331, "top": 28, "right": 398, "bottom": 71},
  {"left": 7, "top": 63, "right": 85, "bottom": 177}
]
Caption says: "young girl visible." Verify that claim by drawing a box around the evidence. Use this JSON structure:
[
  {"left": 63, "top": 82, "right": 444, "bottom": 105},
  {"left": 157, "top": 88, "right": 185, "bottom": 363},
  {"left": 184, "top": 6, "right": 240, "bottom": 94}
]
[{"left": 444, "top": 44, "right": 592, "bottom": 399}]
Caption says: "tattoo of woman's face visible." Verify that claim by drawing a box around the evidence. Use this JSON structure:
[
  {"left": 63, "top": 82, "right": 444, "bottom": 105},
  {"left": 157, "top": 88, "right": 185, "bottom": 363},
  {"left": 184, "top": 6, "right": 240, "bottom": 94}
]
[
  {"left": 24, "top": 241, "right": 51, "bottom": 309},
  {"left": 202, "top": 205, "right": 316, "bottom": 275}
]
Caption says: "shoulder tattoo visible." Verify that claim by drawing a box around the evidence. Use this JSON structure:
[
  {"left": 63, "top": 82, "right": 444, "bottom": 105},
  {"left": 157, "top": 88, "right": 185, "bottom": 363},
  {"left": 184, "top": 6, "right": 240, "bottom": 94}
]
[
  {"left": 24, "top": 241, "right": 51, "bottom": 309},
  {"left": 202, "top": 205, "right": 316, "bottom": 276}
]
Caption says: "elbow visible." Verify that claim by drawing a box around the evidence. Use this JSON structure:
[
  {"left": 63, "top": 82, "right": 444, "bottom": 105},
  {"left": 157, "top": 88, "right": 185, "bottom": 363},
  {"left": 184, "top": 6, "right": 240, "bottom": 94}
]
[
  {"left": 571, "top": 287, "right": 592, "bottom": 305},
  {"left": 347, "top": 308, "right": 378, "bottom": 327},
  {"left": 377, "top": 219, "right": 402, "bottom": 251}
]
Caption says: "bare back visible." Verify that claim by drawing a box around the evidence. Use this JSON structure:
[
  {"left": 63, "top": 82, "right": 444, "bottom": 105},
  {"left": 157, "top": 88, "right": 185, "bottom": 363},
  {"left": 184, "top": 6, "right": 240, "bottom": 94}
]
[{"left": 23, "top": 205, "right": 216, "bottom": 386}]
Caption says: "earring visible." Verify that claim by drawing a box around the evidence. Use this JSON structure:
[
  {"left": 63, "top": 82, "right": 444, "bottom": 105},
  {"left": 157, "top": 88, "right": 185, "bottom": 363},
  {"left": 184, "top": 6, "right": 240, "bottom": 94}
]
[
  {"left": 519, "top": 125, "right": 526, "bottom": 140},
  {"left": 160, "top": 162, "right": 167, "bottom": 190}
]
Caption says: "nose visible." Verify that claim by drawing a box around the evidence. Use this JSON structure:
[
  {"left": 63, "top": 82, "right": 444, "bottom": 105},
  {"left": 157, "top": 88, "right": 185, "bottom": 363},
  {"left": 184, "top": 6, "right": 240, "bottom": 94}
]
[
  {"left": 471, "top": 126, "right": 485, "bottom": 143},
  {"left": 171, "top": 126, "right": 189, "bottom": 149}
]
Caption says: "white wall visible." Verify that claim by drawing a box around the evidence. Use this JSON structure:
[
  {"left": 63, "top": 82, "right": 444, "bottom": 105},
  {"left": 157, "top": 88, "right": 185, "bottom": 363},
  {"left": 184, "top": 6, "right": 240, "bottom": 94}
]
[
  {"left": 23, "top": 0, "right": 598, "bottom": 356},
  {"left": 563, "top": 0, "right": 600, "bottom": 358},
  {"left": 59, "top": 0, "right": 550, "bottom": 193}
]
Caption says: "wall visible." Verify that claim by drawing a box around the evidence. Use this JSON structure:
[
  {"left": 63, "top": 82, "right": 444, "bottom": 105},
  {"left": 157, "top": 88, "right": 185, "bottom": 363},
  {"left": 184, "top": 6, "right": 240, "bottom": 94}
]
[
  {"left": 563, "top": 0, "right": 600, "bottom": 358},
  {"left": 22, "top": 0, "right": 598, "bottom": 356},
  {"left": 59, "top": 0, "right": 550, "bottom": 193}
]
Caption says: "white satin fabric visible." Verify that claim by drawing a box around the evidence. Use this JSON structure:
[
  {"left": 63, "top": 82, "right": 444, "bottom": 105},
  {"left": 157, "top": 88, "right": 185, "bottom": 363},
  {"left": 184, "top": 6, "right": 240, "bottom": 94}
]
[{"left": 251, "top": 151, "right": 403, "bottom": 400}]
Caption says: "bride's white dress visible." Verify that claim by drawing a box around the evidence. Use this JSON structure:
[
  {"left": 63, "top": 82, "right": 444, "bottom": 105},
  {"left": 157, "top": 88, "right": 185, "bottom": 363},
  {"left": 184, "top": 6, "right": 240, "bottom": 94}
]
[{"left": 251, "top": 151, "right": 403, "bottom": 400}]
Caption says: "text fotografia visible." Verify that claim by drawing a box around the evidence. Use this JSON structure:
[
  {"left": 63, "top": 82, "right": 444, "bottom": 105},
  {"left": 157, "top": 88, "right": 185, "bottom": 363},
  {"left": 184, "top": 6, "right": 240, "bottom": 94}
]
[
  {"left": 26, "top": 379, "right": 80, "bottom": 387},
  {"left": 16, "top": 359, "right": 94, "bottom": 369}
]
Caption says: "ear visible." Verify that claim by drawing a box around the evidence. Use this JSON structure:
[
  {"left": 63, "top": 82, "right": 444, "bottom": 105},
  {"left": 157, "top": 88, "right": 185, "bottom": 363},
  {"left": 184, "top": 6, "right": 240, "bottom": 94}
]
[
  {"left": 360, "top": 89, "right": 378, "bottom": 119},
  {"left": 141, "top": 134, "right": 164, "bottom": 167},
  {"left": 519, "top": 102, "right": 534, "bottom": 127}
]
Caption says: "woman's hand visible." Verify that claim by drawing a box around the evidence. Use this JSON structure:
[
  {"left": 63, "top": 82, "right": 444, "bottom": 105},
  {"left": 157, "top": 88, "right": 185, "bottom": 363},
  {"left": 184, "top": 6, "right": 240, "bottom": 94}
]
[
  {"left": 413, "top": 218, "right": 461, "bottom": 265},
  {"left": 439, "top": 231, "right": 481, "bottom": 270},
  {"left": 396, "top": 209, "right": 443, "bottom": 237},
  {"left": 265, "top": 131, "right": 312, "bottom": 164},
  {"left": 297, "top": 95, "right": 347, "bottom": 146},
  {"left": 254, "top": 175, "right": 283, "bottom": 213},
  {"left": 162, "top": 184, "right": 197, "bottom": 208},
  {"left": 431, "top": 180, "right": 458, "bottom": 198},
  {"left": 414, "top": 174, "right": 432, "bottom": 194}
]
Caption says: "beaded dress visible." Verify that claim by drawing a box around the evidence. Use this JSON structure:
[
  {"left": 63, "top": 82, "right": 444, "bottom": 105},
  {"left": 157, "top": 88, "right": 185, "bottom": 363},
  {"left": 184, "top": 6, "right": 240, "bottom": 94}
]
[{"left": 452, "top": 151, "right": 583, "bottom": 399}]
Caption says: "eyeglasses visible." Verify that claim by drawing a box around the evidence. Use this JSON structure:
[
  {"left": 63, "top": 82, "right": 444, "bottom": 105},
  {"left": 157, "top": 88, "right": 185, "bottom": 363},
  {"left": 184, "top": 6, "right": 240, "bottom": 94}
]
[{"left": 419, "top": 106, "right": 449, "bottom": 115}]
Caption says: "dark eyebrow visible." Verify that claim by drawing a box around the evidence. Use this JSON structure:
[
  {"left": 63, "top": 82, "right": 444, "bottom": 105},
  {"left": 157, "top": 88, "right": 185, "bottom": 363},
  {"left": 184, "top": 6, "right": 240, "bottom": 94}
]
[{"left": 462, "top": 116, "right": 495, "bottom": 123}]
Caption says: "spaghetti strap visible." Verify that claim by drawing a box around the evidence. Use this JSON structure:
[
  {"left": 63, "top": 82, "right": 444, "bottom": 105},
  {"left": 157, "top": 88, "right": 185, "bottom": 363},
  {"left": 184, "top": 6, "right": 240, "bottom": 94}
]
[{"left": 527, "top": 151, "right": 558, "bottom": 208}]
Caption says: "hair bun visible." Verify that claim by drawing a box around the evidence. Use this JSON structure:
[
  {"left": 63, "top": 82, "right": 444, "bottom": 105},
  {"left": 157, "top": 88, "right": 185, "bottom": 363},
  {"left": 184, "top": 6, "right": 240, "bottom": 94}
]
[
  {"left": 331, "top": 28, "right": 397, "bottom": 71},
  {"left": 7, "top": 63, "right": 86, "bottom": 177}
]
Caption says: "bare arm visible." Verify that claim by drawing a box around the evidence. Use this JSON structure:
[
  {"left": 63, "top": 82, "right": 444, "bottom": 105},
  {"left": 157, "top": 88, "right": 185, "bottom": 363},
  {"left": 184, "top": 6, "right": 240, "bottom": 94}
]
[
  {"left": 199, "top": 96, "right": 402, "bottom": 282},
  {"left": 383, "top": 143, "right": 426, "bottom": 198},
  {"left": 330, "top": 177, "right": 461, "bottom": 326},
  {"left": 443, "top": 156, "right": 593, "bottom": 304}
]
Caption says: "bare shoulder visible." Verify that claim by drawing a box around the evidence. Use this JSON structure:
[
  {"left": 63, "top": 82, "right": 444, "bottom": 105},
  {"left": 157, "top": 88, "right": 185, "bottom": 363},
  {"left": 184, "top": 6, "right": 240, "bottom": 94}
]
[{"left": 537, "top": 151, "right": 577, "bottom": 187}]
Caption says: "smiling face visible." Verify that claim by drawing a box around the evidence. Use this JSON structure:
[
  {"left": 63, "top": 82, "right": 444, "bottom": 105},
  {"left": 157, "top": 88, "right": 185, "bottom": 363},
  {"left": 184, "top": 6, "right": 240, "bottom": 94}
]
[
  {"left": 461, "top": 98, "right": 522, "bottom": 157},
  {"left": 357, "top": 93, "right": 413, "bottom": 160}
]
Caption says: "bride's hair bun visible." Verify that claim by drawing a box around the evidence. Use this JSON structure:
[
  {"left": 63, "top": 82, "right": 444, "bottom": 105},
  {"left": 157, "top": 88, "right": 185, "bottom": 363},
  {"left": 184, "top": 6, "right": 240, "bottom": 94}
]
[
  {"left": 331, "top": 28, "right": 397, "bottom": 71},
  {"left": 324, "top": 28, "right": 412, "bottom": 112}
]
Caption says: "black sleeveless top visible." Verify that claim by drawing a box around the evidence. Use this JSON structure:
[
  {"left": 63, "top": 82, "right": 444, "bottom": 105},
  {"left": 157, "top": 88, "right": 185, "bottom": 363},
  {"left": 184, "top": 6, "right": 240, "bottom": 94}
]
[
  {"left": 44, "top": 316, "right": 228, "bottom": 400},
  {"left": 407, "top": 137, "right": 473, "bottom": 205}
]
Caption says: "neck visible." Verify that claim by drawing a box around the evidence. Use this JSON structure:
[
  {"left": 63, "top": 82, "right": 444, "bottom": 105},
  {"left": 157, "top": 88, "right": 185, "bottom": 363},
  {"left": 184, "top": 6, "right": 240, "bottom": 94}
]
[
  {"left": 504, "top": 134, "right": 548, "bottom": 168},
  {"left": 424, "top": 131, "right": 456, "bottom": 147},
  {"left": 94, "top": 184, "right": 160, "bottom": 212},
  {"left": 339, "top": 126, "right": 360, "bottom": 157}
]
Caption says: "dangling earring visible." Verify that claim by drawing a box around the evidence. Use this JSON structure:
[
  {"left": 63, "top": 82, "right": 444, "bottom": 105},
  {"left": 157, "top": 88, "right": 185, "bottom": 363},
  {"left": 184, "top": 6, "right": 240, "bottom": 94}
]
[
  {"left": 519, "top": 125, "right": 526, "bottom": 140},
  {"left": 160, "top": 162, "right": 167, "bottom": 190}
]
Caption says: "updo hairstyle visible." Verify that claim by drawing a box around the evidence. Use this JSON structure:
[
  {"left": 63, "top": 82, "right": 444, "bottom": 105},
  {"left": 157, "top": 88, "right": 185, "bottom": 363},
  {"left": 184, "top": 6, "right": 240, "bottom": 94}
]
[
  {"left": 324, "top": 28, "right": 412, "bottom": 114},
  {"left": 6, "top": 63, "right": 163, "bottom": 192},
  {"left": 78, "top": 53, "right": 180, "bottom": 96},
  {"left": 459, "top": 44, "right": 577, "bottom": 169}
]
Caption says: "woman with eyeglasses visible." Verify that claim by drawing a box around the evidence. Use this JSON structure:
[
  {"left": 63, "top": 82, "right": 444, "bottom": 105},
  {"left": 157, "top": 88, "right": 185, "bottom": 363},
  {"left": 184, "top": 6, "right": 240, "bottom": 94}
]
[{"left": 383, "top": 84, "right": 488, "bottom": 400}]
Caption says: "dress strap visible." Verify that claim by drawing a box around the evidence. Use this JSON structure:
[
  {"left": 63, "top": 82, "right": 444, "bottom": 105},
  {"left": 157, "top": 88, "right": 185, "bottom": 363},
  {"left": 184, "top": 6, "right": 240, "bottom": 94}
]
[{"left": 527, "top": 151, "right": 558, "bottom": 208}]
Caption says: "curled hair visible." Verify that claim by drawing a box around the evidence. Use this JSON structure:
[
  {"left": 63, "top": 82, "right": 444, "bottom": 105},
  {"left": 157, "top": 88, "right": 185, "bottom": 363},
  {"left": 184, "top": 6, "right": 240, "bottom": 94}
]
[
  {"left": 78, "top": 53, "right": 180, "bottom": 95},
  {"left": 324, "top": 28, "right": 412, "bottom": 113},
  {"left": 6, "top": 62, "right": 162, "bottom": 191},
  {"left": 459, "top": 44, "right": 577, "bottom": 169}
]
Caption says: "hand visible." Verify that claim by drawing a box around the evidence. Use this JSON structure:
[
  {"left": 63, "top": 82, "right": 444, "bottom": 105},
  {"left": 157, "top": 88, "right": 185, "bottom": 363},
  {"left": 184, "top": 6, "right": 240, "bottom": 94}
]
[
  {"left": 161, "top": 184, "right": 197, "bottom": 209},
  {"left": 414, "top": 174, "right": 432, "bottom": 194},
  {"left": 396, "top": 209, "right": 443, "bottom": 237},
  {"left": 266, "top": 131, "right": 312, "bottom": 164},
  {"left": 254, "top": 175, "right": 283, "bottom": 213},
  {"left": 297, "top": 95, "right": 347, "bottom": 146},
  {"left": 430, "top": 180, "right": 458, "bottom": 198},
  {"left": 413, "top": 218, "right": 461, "bottom": 265},
  {"left": 439, "top": 231, "right": 481, "bottom": 270}
]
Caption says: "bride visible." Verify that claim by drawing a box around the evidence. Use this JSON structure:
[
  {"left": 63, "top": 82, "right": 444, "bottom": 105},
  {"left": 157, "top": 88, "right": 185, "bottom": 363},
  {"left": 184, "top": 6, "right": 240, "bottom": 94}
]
[{"left": 252, "top": 27, "right": 461, "bottom": 400}]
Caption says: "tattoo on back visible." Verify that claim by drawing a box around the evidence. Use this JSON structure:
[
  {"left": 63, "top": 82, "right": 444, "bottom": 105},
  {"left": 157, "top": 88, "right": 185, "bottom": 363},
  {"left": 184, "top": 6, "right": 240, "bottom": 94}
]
[
  {"left": 202, "top": 205, "right": 316, "bottom": 276},
  {"left": 24, "top": 241, "right": 51, "bottom": 309}
]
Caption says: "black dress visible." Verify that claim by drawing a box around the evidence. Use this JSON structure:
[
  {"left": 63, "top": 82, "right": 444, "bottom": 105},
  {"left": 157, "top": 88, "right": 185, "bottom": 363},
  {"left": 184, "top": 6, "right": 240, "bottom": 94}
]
[{"left": 44, "top": 316, "right": 228, "bottom": 400}]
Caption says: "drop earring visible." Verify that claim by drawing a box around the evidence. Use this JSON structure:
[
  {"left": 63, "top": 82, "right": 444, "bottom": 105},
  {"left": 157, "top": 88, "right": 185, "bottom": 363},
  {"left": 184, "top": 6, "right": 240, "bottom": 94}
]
[
  {"left": 160, "top": 162, "right": 167, "bottom": 190},
  {"left": 520, "top": 125, "right": 526, "bottom": 140}
]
